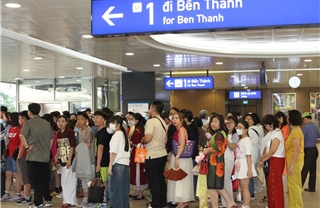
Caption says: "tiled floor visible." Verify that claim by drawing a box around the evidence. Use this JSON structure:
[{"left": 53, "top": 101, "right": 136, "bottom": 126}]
[{"left": 2, "top": 144, "right": 319, "bottom": 208}]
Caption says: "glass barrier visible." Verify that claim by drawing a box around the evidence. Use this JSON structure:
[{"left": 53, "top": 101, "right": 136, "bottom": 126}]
[{"left": 19, "top": 79, "right": 54, "bottom": 101}]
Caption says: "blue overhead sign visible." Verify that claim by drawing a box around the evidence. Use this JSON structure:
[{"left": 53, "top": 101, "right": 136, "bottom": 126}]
[
  {"left": 92, "top": 0, "right": 320, "bottom": 36},
  {"left": 164, "top": 76, "right": 214, "bottom": 90},
  {"left": 229, "top": 90, "right": 262, "bottom": 99}
]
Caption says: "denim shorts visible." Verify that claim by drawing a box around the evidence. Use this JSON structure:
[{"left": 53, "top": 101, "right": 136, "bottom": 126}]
[{"left": 5, "top": 157, "right": 18, "bottom": 173}]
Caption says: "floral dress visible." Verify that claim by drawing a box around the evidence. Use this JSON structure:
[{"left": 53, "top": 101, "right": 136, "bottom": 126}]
[{"left": 207, "top": 131, "right": 228, "bottom": 189}]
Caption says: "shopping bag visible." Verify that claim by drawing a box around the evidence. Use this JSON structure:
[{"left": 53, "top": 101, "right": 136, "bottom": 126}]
[
  {"left": 88, "top": 172, "right": 105, "bottom": 203},
  {"left": 199, "top": 154, "right": 208, "bottom": 175},
  {"left": 134, "top": 144, "right": 147, "bottom": 163},
  {"left": 172, "top": 140, "right": 195, "bottom": 158}
]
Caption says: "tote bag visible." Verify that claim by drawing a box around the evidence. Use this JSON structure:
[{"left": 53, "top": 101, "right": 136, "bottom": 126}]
[{"left": 134, "top": 144, "right": 147, "bottom": 163}]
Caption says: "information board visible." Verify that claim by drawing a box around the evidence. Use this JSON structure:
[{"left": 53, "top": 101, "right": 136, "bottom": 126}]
[
  {"left": 127, "top": 102, "right": 149, "bottom": 117},
  {"left": 164, "top": 76, "right": 214, "bottom": 90},
  {"left": 229, "top": 90, "right": 261, "bottom": 99},
  {"left": 92, "top": 0, "right": 320, "bottom": 36}
]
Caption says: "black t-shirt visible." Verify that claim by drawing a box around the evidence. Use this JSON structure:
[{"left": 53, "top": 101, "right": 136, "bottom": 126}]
[{"left": 96, "top": 127, "right": 112, "bottom": 167}]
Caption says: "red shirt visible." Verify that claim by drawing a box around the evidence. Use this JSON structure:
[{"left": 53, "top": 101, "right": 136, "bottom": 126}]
[{"left": 7, "top": 126, "right": 22, "bottom": 157}]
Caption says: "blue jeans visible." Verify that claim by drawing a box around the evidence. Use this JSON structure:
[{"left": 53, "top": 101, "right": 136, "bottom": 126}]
[
  {"left": 109, "top": 163, "right": 130, "bottom": 208},
  {"left": 249, "top": 178, "right": 254, "bottom": 196},
  {"left": 5, "top": 157, "right": 18, "bottom": 173}
]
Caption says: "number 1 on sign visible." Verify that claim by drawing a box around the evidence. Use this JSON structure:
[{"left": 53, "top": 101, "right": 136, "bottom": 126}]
[{"left": 146, "top": 2, "right": 154, "bottom": 25}]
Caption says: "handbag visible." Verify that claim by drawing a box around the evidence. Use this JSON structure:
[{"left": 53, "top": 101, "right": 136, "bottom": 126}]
[
  {"left": 256, "top": 165, "right": 266, "bottom": 185},
  {"left": 199, "top": 154, "right": 208, "bottom": 175},
  {"left": 88, "top": 172, "right": 105, "bottom": 203},
  {"left": 172, "top": 140, "right": 195, "bottom": 158},
  {"left": 134, "top": 143, "right": 147, "bottom": 163}
]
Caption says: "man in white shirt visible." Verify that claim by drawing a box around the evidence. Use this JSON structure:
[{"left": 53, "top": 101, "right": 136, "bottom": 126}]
[{"left": 142, "top": 100, "right": 167, "bottom": 208}]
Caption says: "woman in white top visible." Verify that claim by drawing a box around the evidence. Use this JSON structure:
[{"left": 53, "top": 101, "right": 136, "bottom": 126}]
[
  {"left": 260, "top": 115, "right": 285, "bottom": 208},
  {"left": 221, "top": 116, "right": 239, "bottom": 207},
  {"left": 108, "top": 115, "right": 131, "bottom": 208},
  {"left": 234, "top": 121, "right": 257, "bottom": 208}
]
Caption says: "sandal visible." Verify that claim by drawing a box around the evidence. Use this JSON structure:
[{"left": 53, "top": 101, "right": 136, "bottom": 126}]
[{"left": 260, "top": 196, "right": 268, "bottom": 203}]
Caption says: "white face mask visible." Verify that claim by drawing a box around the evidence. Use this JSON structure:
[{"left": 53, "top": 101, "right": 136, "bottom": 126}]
[
  {"left": 202, "top": 118, "right": 209, "bottom": 124},
  {"left": 205, "top": 132, "right": 212, "bottom": 140},
  {"left": 106, "top": 127, "right": 115, "bottom": 134},
  {"left": 129, "top": 120, "right": 136, "bottom": 127},
  {"left": 109, "top": 123, "right": 116, "bottom": 131},
  {"left": 236, "top": 129, "right": 244, "bottom": 136},
  {"left": 169, "top": 115, "right": 173, "bottom": 121}
]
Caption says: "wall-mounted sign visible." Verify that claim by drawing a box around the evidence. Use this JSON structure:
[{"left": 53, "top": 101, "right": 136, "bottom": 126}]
[
  {"left": 128, "top": 102, "right": 149, "bottom": 117},
  {"left": 164, "top": 76, "right": 214, "bottom": 90},
  {"left": 92, "top": 0, "right": 320, "bottom": 36},
  {"left": 243, "top": 100, "right": 248, "bottom": 105},
  {"left": 229, "top": 90, "right": 261, "bottom": 99}
]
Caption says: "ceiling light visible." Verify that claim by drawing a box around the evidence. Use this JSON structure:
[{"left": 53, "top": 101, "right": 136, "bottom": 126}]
[
  {"left": 237, "top": 81, "right": 242, "bottom": 83},
  {"left": 34, "top": 57, "right": 42, "bottom": 60},
  {"left": 244, "top": 86, "right": 248, "bottom": 89},
  {"left": 15, "top": 77, "right": 21, "bottom": 80},
  {"left": 59, "top": 76, "right": 65, "bottom": 78},
  {"left": 215, "top": 62, "right": 223, "bottom": 65},
  {"left": 241, "top": 84, "right": 246, "bottom": 87},
  {"left": 76, "top": 80, "right": 81, "bottom": 82},
  {"left": 304, "top": 59, "right": 312, "bottom": 62},
  {"left": 82, "top": 34, "right": 93, "bottom": 39},
  {"left": 23, "top": 69, "right": 30, "bottom": 72},
  {"left": 153, "top": 64, "right": 161, "bottom": 67},
  {"left": 76, "top": 67, "right": 83, "bottom": 70},
  {"left": 5, "top": 3, "right": 21, "bottom": 8},
  {"left": 125, "top": 53, "right": 134, "bottom": 56},
  {"left": 297, "top": 73, "right": 303, "bottom": 76},
  {"left": 230, "top": 75, "right": 236, "bottom": 78},
  {"left": 35, "top": 80, "right": 40, "bottom": 82}
]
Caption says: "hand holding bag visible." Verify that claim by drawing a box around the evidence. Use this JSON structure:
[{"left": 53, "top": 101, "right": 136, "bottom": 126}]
[
  {"left": 172, "top": 128, "right": 195, "bottom": 158},
  {"left": 199, "top": 154, "right": 208, "bottom": 175},
  {"left": 88, "top": 172, "right": 105, "bottom": 203},
  {"left": 134, "top": 143, "right": 147, "bottom": 163}
]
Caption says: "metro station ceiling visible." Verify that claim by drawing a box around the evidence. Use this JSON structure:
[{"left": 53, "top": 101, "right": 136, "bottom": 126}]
[{"left": 1, "top": 0, "right": 320, "bottom": 89}]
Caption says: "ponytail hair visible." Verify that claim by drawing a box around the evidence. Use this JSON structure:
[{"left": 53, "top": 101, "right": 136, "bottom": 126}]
[{"left": 109, "top": 115, "right": 129, "bottom": 152}]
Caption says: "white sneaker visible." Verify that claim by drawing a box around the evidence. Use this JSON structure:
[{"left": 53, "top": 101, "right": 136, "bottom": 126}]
[
  {"left": 56, "top": 192, "right": 63, "bottom": 198},
  {"left": 76, "top": 201, "right": 89, "bottom": 207},
  {"left": 9, "top": 194, "right": 23, "bottom": 202},
  {"left": 1, "top": 193, "right": 11, "bottom": 201}
]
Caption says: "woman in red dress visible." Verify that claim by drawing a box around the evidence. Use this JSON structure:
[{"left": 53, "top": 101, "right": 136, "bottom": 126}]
[{"left": 129, "top": 113, "right": 148, "bottom": 200}]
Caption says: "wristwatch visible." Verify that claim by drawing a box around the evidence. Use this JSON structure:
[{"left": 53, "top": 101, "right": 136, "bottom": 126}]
[{"left": 176, "top": 156, "right": 179, "bottom": 159}]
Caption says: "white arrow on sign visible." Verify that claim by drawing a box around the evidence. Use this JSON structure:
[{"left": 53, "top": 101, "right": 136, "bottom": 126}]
[
  {"left": 102, "top": 6, "right": 124, "bottom": 26},
  {"left": 166, "top": 80, "right": 174, "bottom": 88}
]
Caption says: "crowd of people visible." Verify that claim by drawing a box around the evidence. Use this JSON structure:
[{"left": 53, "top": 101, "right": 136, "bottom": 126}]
[{"left": 0, "top": 101, "right": 318, "bottom": 208}]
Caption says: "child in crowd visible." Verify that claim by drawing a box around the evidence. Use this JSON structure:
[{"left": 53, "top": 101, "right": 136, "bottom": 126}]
[
  {"left": 15, "top": 111, "right": 32, "bottom": 205},
  {"left": 234, "top": 121, "right": 257, "bottom": 208},
  {"left": 55, "top": 115, "right": 77, "bottom": 208},
  {"left": 196, "top": 146, "right": 209, "bottom": 208},
  {"left": 74, "top": 112, "right": 95, "bottom": 207},
  {"left": 94, "top": 111, "right": 113, "bottom": 203}
]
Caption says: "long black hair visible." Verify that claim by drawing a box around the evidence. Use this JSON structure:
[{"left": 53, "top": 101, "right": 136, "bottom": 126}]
[
  {"left": 132, "top": 113, "right": 146, "bottom": 131},
  {"left": 109, "top": 115, "right": 129, "bottom": 152}
]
